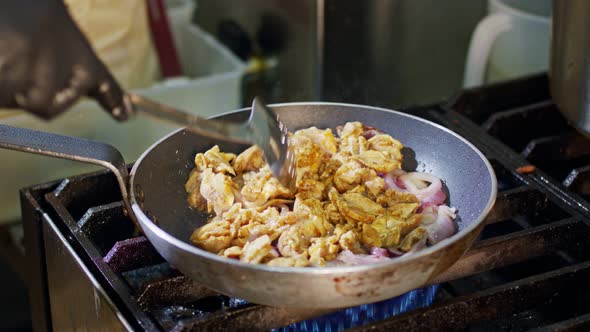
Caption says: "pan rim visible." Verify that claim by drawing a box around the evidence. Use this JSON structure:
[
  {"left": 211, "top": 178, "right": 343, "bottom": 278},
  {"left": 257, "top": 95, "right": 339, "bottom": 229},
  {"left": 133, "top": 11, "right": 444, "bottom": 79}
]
[{"left": 130, "top": 101, "right": 497, "bottom": 275}]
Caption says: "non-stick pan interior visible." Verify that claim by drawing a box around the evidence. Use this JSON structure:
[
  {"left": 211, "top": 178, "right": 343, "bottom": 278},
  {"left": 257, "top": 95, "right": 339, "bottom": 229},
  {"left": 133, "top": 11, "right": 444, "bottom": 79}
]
[{"left": 133, "top": 103, "right": 494, "bottom": 245}]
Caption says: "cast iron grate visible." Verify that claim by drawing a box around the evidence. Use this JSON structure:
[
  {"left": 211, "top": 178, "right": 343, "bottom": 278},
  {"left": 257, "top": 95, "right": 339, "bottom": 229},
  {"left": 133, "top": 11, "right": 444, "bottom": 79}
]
[
  {"left": 447, "top": 74, "right": 590, "bottom": 204},
  {"left": 21, "top": 74, "right": 590, "bottom": 331}
]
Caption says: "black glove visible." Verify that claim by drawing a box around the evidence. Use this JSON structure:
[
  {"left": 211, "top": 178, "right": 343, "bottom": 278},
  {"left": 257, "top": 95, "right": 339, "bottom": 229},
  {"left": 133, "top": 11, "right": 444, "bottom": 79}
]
[{"left": 0, "top": 0, "right": 132, "bottom": 120}]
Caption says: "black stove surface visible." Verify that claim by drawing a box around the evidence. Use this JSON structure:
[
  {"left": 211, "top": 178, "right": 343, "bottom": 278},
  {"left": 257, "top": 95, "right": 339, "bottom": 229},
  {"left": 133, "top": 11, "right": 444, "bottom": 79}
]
[{"left": 21, "top": 74, "right": 590, "bottom": 331}]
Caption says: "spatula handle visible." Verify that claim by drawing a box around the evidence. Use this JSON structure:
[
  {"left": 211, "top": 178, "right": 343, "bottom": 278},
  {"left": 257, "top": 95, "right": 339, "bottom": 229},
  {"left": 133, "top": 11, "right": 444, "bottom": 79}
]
[{"left": 128, "top": 93, "right": 251, "bottom": 144}]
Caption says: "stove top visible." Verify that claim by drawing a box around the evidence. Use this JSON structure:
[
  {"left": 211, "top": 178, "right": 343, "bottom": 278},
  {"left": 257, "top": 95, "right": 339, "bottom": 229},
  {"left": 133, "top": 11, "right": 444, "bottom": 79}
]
[{"left": 21, "top": 74, "right": 590, "bottom": 331}]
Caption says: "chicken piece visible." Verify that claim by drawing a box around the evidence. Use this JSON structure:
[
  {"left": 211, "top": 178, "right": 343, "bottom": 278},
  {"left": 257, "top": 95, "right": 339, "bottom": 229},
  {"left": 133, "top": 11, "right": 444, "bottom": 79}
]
[
  {"left": 296, "top": 178, "right": 325, "bottom": 200},
  {"left": 226, "top": 206, "right": 284, "bottom": 246},
  {"left": 187, "top": 191, "right": 207, "bottom": 211},
  {"left": 221, "top": 204, "right": 279, "bottom": 247},
  {"left": 240, "top": 166, "right": 290, "bottom": 206},
  {"left": 255, "top": 199, "right": 295, "bottom": 212},
  {"left": 291, "top": 137, "right": 324, "bottom": 186},
  {"left": 386, "top": 203, "right": 422, "bottom": 237},
  {"left": 241, "top": 235, "right": 274, "bottom": 264},
  {"left": 199, "top": 168, "right": 235, "bottom": 215},
  {"left": 221, "top": 205, "right": 253, "bottom": 247},
  {"left": 266, "top": 255, "right": 310, "bottom": 267},
  {"left": 277, "top": 224, "right": 311, "bottom": 257},
  {"left": 338, "top": 229, "right": 364, "bottom": 254},
  {"left": 191, "top": 218, "right": 234, "bottom": 253},
  {"left": 308, "top": 237, "right": 340, "bottom": 266},
  {"left": 388, "top": 203, "right": 420, "bottom": 219},
  {"left": 330, "top": 189, "right": 384, "bottom": 224},
  {"left": 260, "top": 171, "right": 291, "bottom": 198},
  {"left": 318, "top": 158, "right": 342, "bottom": 181},
  {"left": 365, "top": 176, "right": 386, "bottom": 198},
  {"left": 371, "top": 216, "right": 401, "bottom": 247},
  {"left": 223, "top": 246, "right": 242, "bottom": 259},
  {"left": 323, "top": 202, "right": 343, "bottom": 224},
  {"left": 333, "top": 160, "right": 374, "bottom": 192},
  {"left": 247, "top": 219, "right": 288, "bottom": 242},
  {"left": 195, "top": 145, "right": 236, "bottom": 175},
  {"left": 276, "top": 196, "right": 334, "bottom": 258},
  {"left": 185, "top": 169, "right": 207, "bottom": 210},
  {"left": 293, "top": 127, "right": 338, "bottom": 155},
  {"left": 340, "top": 135, "right": 369, "bottom": 156},
  {"left": 376, "top": 189, "right": 419, "bottom": 207},
  {"left": 233, "top": 145, "right": 266, "bottom": 174},
  {"left": 185, "top": 168, "right": 201, "bottom": 193},
  {"left": 221, "top": 202, "right": 248, "bottom": 220},
  {"left": 367, "top": 134, "right": 403, "bottom": 164},
  {"left": 360, "top": 224, "right": 382, "bottom": 247},
  {"left": 275, "top": 210, "right": 301, "bottom": 226},
  {"left": 333, "top": 223, "right": 353, "bottom": 238},
  {"left": 355, "top": 150, "right": 398, "bottom": 173},
  {"left": 387, "top": 213, "right": 422, "bottom": 237},
  {"left": 347, "top": 185, "right": 366, "bottom": 194},
  {"left": 293, "top": 197, "right": 334, "bottom": 238},
  {"left": 399, "top": 227, "right": 427, "bottom": 252},
  {"left": 331, "top": 150, "right": 352, "bottom": 165},
  {"left": 337, "top": 122, "right": 364, "bottom": 141}
]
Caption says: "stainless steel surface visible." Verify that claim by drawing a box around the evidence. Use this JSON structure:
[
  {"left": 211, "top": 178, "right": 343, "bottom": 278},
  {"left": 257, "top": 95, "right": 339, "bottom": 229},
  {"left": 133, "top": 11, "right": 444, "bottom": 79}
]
[
  {"left": 250, "top": 97, "right": 294, "bottom": 188},
  {"left": 195, "top": 0, "right": 485, "bottom": 106},
  {"left": 42, "top": 212, "right": 132, "bottom": 331},
  {"left": 323, "top": 0, "right": 486, "bottom": 107},
  {"left": 550, "top": 0, "right": 590, "bottom": 135},
  {"left": 1, "top": 103, "right": 496, "bottom": 309}
]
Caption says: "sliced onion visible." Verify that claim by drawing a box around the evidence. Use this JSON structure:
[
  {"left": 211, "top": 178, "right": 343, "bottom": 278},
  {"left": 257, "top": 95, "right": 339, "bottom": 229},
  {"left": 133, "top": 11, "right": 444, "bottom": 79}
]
[
  {"left": 269, "top": 247, "right": 280, "bottom": 258},
  {"left": 420, "top": 203, "right": 438, "bottom": 222},
  {"left": 399, "top": 172, "right": 443, "bottom": 202},
  {"left": 394, "top": 177, "right": 407, "bottom": 189},
  {"left": 383, "top": 170, "right": 407, "bottom": 192},
  {"left": 383, "top": 172, "right": 398, "bottom": 190},
  {"left": 439, "top": 205, "right": 457, "bottom": 220},
  {"left": 370, "top": 247, "right": 390, "bottom": 257},
  {"left": 335, "top": 250, "right": 392, "bottom": 265},
  {"left": 423, "top": 190, "right": 447, "bottom": 205},
  {"left": 362, "top": 126, "right": 384, "bottom": 139},
  {"left": 423, "top": 205, "right": 457, "bottom": 245}
]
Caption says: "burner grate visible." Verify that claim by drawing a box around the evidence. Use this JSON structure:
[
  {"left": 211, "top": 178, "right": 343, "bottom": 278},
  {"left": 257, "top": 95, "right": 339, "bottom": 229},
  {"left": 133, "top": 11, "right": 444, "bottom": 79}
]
[
  {"left": 350, "top": 260, "right": 590, "bottom": 332},
  {"left": 447, "top": 74, "right": 590, "bottom": 206},
  {"left": 21, "top": 74, "right": 590, "bottom": 331},
  {"left": 482, "top": 101, "right": 570, "bottom": 153}
]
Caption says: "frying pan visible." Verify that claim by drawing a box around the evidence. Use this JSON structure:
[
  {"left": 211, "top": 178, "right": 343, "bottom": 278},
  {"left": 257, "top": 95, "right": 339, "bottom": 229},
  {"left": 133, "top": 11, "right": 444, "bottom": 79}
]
[{"left": 0, "top": 102, "right": 497, "bottom": 309}]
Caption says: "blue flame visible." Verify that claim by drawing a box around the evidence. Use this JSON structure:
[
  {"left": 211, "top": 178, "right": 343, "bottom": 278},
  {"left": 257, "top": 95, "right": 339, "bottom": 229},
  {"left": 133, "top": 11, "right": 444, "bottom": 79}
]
[{"left": 274, "top": 285, "right": 438, "bottom": 332}]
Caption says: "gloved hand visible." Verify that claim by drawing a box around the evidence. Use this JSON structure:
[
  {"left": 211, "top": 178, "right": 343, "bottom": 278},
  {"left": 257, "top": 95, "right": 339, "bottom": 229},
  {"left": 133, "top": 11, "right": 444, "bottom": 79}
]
[{"left": 0, "top": 0, "right": 132, "bottom": 120}]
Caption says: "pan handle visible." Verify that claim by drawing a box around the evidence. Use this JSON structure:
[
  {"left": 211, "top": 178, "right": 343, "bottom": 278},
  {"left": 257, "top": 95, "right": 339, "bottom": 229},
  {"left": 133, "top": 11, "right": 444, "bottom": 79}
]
[{"left": 0, "top": 124, "right": 134, "bottom": 222}]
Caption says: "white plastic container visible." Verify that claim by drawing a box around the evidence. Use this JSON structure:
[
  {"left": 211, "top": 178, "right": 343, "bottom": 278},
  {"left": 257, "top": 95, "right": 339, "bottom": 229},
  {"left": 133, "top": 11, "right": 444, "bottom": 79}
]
[
  {"left": 0, "top": 23, "right": 245, "bottom": 223},
  {"left": 463, "top": 0, "right": 551, "bottom": 87}
]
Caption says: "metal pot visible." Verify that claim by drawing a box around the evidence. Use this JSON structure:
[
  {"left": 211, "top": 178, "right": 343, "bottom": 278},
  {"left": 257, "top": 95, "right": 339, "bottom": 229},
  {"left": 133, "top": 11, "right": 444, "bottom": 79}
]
[{"left": 550, "top": 0, "right": 590, "bottom": 134}]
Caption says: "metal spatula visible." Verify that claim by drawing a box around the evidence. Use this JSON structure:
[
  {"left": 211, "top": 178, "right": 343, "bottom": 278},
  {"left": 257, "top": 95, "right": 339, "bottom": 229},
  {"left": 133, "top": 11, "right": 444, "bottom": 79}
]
[
  {"left": 249, "top": 97, "right": 295, "bottom": 189},
  {"left": 127, "top": 93, "right": 295, "bottom": 188}
]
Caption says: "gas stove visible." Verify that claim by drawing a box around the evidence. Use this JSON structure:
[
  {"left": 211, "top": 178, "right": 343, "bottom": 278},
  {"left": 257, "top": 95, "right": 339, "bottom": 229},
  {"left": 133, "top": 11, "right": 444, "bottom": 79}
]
[{"left": 21, "top": 74, "right": 590, "bottom": 331}]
